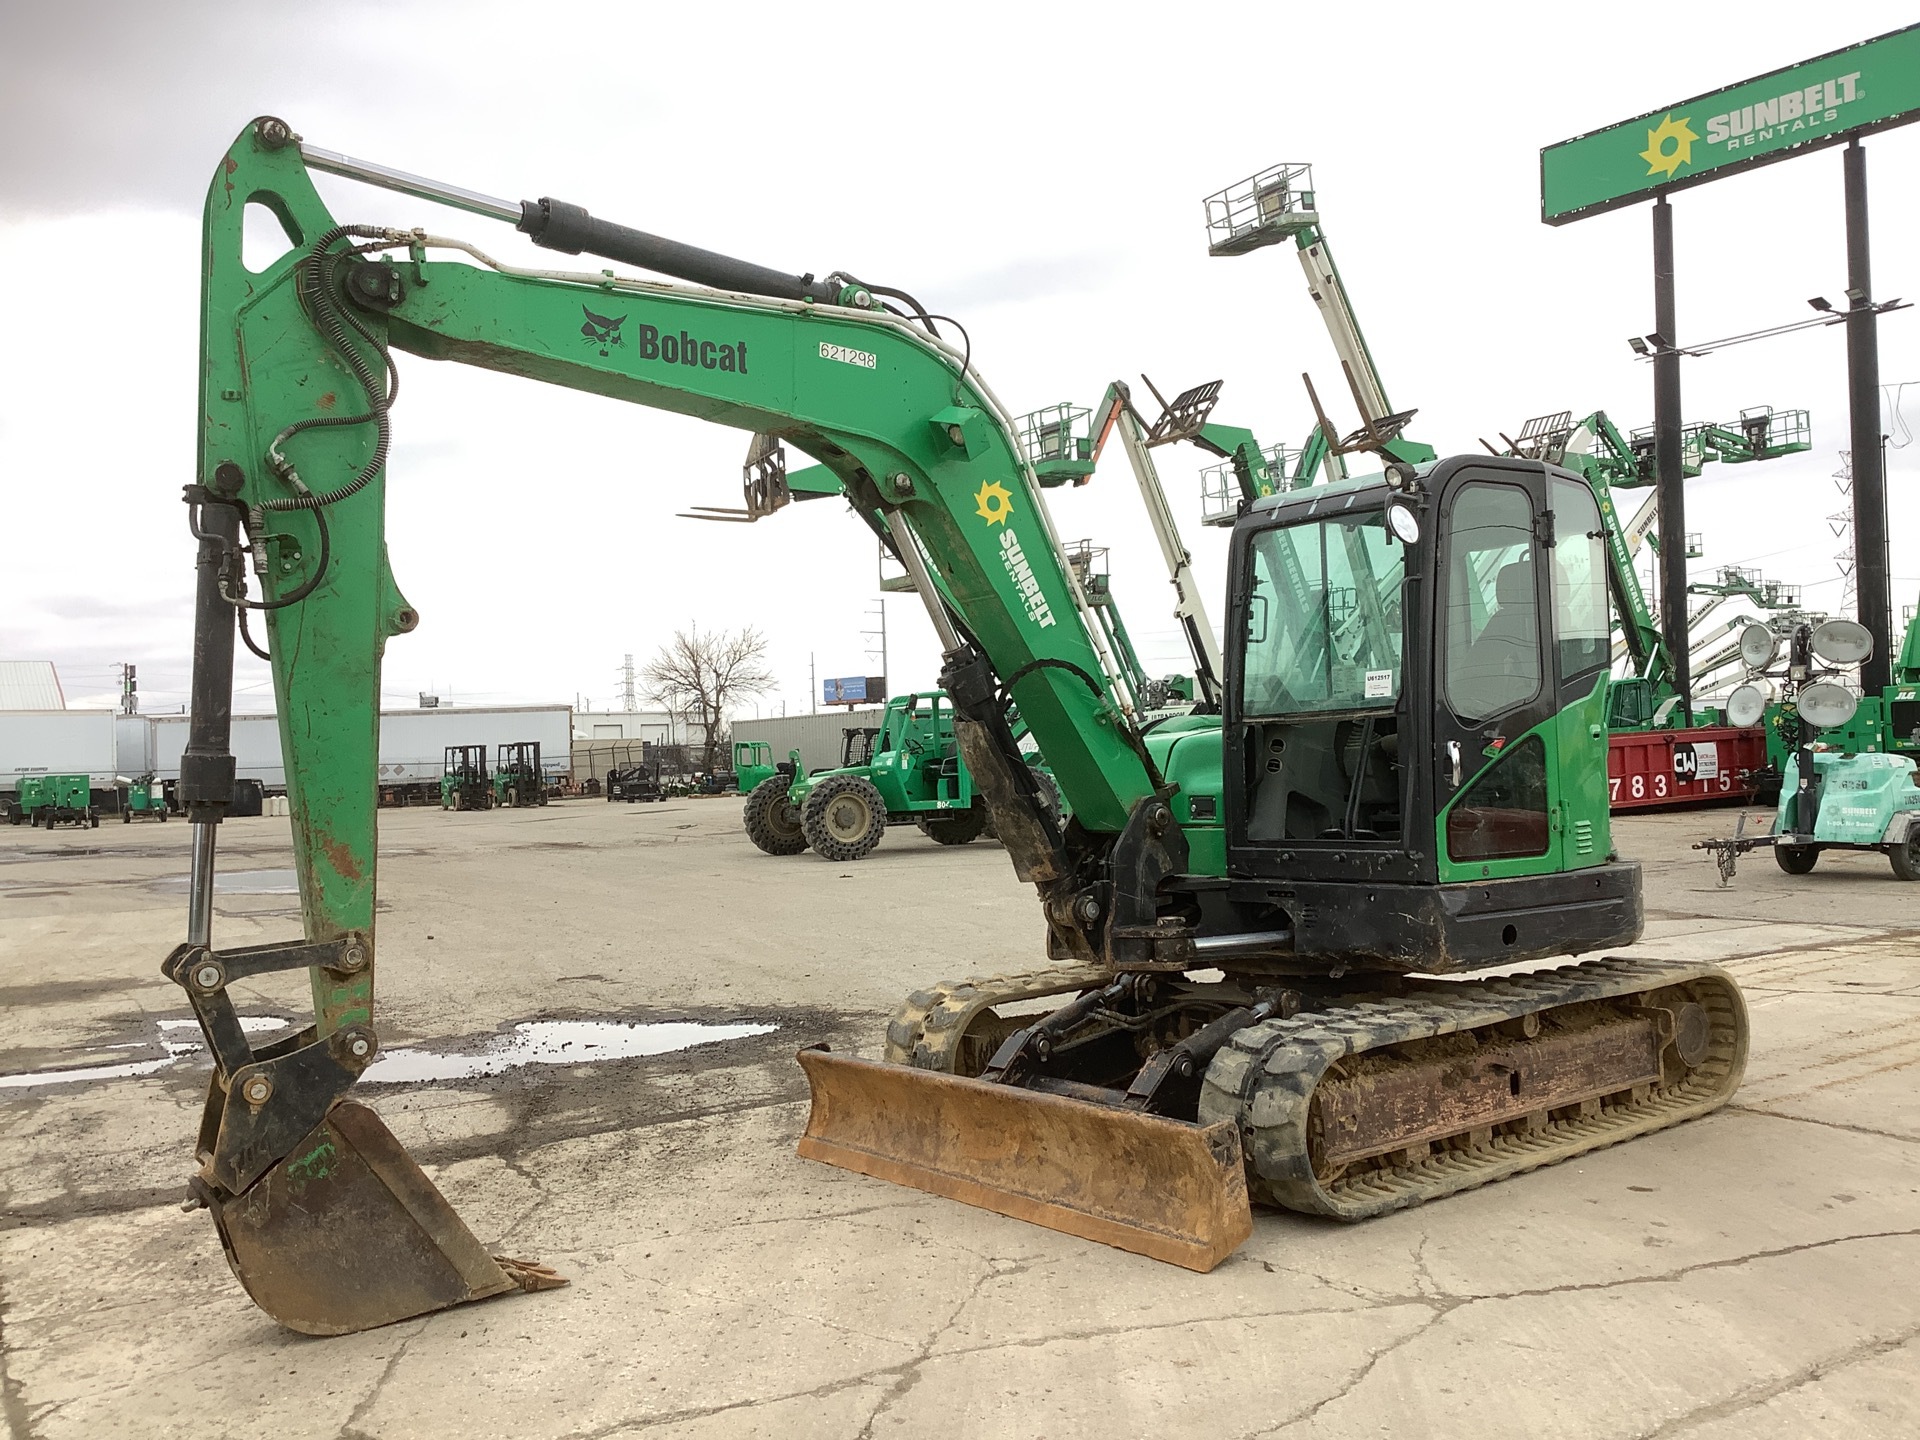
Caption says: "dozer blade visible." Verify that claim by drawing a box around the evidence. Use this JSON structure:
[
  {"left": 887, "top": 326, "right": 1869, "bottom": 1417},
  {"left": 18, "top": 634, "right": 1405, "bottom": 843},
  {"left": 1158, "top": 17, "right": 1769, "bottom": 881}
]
[
  {"left": 206, "top": 1101, "right": 559, "bottom": 1336},
  {"left": 796, "top": 1048, "right": 1251, "bottom": 1271}
]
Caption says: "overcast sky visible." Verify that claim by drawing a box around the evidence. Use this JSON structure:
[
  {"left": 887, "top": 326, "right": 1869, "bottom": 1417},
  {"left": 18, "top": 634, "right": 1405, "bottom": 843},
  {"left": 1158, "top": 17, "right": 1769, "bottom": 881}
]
[{"left": 3, "top": 2, "right": 1916, "bottom": 718}]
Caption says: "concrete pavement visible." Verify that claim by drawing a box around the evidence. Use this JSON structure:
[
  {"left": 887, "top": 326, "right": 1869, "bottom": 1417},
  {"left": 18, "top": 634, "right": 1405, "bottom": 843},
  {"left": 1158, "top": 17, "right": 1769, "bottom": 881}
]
[{"left": 1, "top": 797, "right": 1915, "bottom": 1439}]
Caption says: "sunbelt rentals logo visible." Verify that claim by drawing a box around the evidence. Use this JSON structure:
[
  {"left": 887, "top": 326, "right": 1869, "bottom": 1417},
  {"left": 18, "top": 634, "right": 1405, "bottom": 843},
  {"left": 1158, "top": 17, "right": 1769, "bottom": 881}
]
[
  {"left": 1636, "top": 70, "right": 1863, "bottom": 178},
  {"left": 973, "top": 480, "right": 1055, "bottom": 629}
]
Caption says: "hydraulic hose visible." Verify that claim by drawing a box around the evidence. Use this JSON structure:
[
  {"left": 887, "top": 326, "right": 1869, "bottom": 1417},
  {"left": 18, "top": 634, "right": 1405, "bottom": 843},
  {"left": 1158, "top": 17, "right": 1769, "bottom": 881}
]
[{"left": 262, "top": 225, "right": 397, "bottom": 513}]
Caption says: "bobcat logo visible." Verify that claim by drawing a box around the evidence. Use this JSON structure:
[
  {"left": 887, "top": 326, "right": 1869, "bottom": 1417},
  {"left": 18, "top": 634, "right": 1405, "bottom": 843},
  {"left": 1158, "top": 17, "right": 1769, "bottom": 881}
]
[{"left": 581, "top": 306, "right": 627, "bottom": 357}]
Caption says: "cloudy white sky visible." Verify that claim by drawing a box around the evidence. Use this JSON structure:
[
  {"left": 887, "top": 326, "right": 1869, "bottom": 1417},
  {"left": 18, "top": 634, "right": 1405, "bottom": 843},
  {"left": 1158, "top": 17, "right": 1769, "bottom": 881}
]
[{"left": 3, "top": 2, "right": 1916, "bottom": 718}]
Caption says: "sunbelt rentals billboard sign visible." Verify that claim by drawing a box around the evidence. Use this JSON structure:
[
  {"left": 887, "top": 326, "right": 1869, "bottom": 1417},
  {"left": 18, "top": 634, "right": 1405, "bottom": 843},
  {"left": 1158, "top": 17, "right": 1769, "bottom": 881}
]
[{"left": 1541, "top": 24, "right": 1920, "bottom": 224}]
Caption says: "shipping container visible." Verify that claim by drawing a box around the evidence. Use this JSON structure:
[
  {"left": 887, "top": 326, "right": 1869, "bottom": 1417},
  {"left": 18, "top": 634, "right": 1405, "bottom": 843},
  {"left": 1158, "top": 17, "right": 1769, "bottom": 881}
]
[{"left": 1607, "top": 725, "right": 1768, "bottom": 811}]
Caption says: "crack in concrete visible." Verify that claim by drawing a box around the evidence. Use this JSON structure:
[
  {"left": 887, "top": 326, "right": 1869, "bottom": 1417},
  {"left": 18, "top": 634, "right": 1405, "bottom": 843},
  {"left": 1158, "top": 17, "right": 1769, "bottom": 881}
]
[
  {"left": 490, "top": 1152, "right": 555, "bottom": 1249},
  {"left": 1247, "top": 1307, "right": 1447, "bottom": 1437},
  {"left": 0, "top": 1247, "right": 40, "bottom": 1440},
  {"left": 1632, "top": 1318, "right": 1920, "bottom": 1438},
  {"left": 1728, "top": 1102, "right": 1920, "bottom": 1146},
  {"left": 333, "top": 1320, "right": 426, "bottom": 1440},
  {"left": 549, "top": 1371, "right": 889, "bottom": 1440},
  {"left": 552, "top": 1294, "right": 1384, "bottom": 1438},
  {"left": 851, "top": 1262, "right": 1015, "bottom": 1440},
  {"left": 1238, "top": 1229, "right": 1920, "bottom": 1436},
  {"left": 1438, "top": 1227, "right": 1920, "bottom": 1308},
  {"left": 1707, "top": 927, "right": 1920, "bottom": 959}
]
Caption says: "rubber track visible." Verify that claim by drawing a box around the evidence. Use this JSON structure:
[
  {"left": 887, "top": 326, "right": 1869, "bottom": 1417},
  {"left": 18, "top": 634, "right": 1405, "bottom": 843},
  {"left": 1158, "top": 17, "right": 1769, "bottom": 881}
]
[
  {"left": 1197, "top": 957, "right": 1749, "bottom": 1220},
  {"left": 884, "top": 963, "right": 1111, "bottom": 1071}
]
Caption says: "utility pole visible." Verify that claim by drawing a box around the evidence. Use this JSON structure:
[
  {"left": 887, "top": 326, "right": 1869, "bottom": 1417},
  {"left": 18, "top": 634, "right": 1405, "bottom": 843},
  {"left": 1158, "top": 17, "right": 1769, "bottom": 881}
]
[
  {"left": 119, "top": 662, "right": 138, "bottom": 715},
  {"left": 1650, "top": 195, "right": 1692, "bottom": 723},
  {"left": 1844, "top": 139, "right": 1891, "bottom": 695},
  {"left": 810, "top": 653, "right": 817, "bottom": 714}
]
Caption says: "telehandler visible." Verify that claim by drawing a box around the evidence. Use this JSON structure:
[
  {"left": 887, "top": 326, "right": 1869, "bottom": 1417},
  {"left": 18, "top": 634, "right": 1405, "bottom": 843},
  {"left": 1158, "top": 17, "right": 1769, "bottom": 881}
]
[{"left": 168, "top": 119, "right": 1748, "bottom": 1335}]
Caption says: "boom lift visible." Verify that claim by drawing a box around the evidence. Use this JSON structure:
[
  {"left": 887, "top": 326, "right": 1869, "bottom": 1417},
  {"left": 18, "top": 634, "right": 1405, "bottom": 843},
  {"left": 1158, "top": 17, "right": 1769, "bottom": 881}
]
[
  {"left": 1021, "top": 384, "right": 1235, "bottom": 707},
  {"left": 174, "top": 119, "right": 1749, "bottom": 1334},
  {"left": 1203, "top": 164, "right": 1437, "bottom": 487}
]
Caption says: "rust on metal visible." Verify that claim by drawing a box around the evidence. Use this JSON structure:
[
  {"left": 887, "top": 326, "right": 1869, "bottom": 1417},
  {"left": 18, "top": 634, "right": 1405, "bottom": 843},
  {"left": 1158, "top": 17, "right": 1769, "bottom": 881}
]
[
  {"left": 209, "top": 1101, "right": 557, "bottom": 1335},
  {"left": 1311, "top": 1013, "right": 1665, "bottom": 1168},
  {"left": 796, "top": 1048, "right": 1251, "bottom": 1272}
]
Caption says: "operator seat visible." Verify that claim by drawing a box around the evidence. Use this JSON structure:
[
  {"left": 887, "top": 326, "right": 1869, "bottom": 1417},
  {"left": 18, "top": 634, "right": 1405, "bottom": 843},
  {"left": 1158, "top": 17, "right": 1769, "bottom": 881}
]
[{"left": 1453, "top": 559, "right": 1540, "bottom": 718}]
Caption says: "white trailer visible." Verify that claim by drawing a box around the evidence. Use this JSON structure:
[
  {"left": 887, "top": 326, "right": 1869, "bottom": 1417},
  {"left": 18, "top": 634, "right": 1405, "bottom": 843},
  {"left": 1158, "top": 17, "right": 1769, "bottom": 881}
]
[
  {"left": 149, "top": 714, "right": 288, "bottom": 790},
  {"left": 0, "top": 710, "right": 120, "bottom": 784},
  {"left": 114, "top": 714, "right": 154, "bottom": 777},
  {"left": 146, "top": 705, "right": 575, "bottom": 800},
  {"left": 377, "top": 707, "right": 575, "bottom": 796}
]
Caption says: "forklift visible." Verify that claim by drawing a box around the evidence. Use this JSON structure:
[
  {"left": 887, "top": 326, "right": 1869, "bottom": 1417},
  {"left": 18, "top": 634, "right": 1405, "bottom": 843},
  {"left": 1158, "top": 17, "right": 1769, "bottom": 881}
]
[
  {"left": 439, "top": 745, "right": 491, "bottom": 811},
  {"left": 492, "top": 742, "right": 548, "bottom": 808}
]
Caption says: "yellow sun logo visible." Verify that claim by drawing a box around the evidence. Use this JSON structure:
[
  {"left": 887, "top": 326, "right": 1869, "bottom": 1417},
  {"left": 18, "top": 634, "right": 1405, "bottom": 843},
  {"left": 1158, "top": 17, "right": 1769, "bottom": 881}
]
[
  {"left": 974, "top": 479, "right": 1013, "bottom": 526},
  {"left": 1639, "top": 113, "right": 1698, "bottom": 179}
]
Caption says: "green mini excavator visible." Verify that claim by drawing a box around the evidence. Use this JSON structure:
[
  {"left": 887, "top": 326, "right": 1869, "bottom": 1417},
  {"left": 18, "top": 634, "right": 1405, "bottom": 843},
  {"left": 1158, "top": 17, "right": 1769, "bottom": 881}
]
[{"left": 171, "top": 119, "right": 1748, "bottom": 1335}]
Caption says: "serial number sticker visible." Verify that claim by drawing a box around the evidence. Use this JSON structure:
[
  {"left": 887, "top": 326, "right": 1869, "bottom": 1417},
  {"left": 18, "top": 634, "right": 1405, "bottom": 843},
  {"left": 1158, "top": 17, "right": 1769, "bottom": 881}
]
[
  {"left": 1364, "top": 669, "right": 1394, "bottom": 699},
  {"left": 819, "top": 342, "right": 877, "bottom": 369}
]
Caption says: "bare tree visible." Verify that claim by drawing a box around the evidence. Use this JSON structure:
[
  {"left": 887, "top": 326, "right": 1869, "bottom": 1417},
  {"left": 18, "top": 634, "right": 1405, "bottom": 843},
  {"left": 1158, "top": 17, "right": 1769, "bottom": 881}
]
[{"left": 641, "top": 626, "right": 774, "bottom": 773}]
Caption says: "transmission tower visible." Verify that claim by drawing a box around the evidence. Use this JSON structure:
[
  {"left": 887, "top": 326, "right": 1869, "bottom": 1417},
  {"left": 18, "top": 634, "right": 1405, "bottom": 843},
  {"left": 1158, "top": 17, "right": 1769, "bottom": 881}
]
[
  {"left": 1829, "top": 451, "right": 1856, "bottom": 610},
  {"left": 620, "top": 653, "right": 638, "bottom": 712}
]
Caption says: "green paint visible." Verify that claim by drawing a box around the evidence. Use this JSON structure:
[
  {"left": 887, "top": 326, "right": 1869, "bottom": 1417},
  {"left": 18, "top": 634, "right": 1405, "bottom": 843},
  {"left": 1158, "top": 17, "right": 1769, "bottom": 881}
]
[
  {"left": 1436, "top": 677, "right": 1612, "bottom": 884},
  {"left": 1146, "top": 719, "right": 1225, "bottom": 877},
  {"left": 285, "top": 1137, "right": 339, "bottom": 1194},
  {"left": 1542, "top": 24, "right": 1920, "bottom": 223}
]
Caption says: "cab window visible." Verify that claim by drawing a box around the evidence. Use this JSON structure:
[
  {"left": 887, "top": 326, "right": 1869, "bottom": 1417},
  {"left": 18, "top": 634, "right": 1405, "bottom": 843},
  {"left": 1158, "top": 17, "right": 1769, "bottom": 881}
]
[
  {"left": 1549, "top": 476, "right": 1609, "bottom": 687},
  {"left": 1443, "top": 483, "right": 1541, "bottom": 723}
]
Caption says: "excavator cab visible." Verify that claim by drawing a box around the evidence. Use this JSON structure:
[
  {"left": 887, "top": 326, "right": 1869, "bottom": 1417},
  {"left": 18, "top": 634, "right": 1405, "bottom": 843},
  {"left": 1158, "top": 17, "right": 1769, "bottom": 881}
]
[{"left": 1221, "top": 455, "right": 1638, "bottom": 974}]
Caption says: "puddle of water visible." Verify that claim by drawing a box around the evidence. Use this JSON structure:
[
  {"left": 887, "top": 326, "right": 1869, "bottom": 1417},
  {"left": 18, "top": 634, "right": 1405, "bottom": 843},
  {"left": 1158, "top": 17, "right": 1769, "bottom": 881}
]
[
  {"left": 152, "top": 869, "right": 300, "bottom": 895},
  {"left": 0, "top": 1017, "right": 773, "bottom": 1089},
  {"left": 0, "top": 1017, "right": 288, "bottom": 1088},
  {"left": 362, "top": 1019, "right": 777, "bottom": 1084}
]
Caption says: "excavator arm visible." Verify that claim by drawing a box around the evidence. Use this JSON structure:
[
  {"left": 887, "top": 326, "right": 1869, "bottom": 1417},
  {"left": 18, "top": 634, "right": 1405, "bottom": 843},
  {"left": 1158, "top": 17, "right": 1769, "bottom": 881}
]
[{"left": 176, "top": 118, "right": 1205, "bottom": 1332}]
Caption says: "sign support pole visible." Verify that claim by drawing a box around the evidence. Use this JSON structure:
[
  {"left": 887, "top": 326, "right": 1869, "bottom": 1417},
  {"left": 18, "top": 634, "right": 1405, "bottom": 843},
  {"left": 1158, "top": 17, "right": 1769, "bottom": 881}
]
[
  {"left": 1844, "top": 138, "right": 1891, "bottom": 694},
  {"left": 1651, "top": 195, "right": 1692, "bottom": 722}
]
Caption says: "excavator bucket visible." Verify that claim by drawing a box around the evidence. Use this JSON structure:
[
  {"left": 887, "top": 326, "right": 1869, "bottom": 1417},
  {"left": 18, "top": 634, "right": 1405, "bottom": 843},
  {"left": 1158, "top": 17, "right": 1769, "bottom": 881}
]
[
  {"left": 796, "top": 1049, "right": 1252, "bottom": 1271},
  {"left": 205, "top": 1102, "right": 559, "bottom": 1336}
]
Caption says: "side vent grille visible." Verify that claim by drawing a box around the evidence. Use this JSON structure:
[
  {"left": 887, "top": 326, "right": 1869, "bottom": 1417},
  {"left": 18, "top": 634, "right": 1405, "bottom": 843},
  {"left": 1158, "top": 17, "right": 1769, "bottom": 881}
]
[{"left": 1572, "top": 819, "right": 1596, "bottom": 856}]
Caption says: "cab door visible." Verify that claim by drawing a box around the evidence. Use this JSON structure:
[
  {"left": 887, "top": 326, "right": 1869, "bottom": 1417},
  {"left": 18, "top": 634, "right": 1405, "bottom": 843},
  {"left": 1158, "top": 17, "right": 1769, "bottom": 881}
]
[{"left": 1432, "top": 470, "right": 1563, "bottom": 880}]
